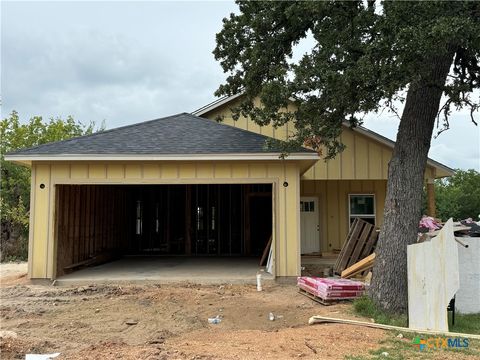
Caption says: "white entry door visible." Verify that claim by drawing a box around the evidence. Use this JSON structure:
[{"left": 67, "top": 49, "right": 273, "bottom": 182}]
[{"left": 300, "top": 197, "right": 320, "bottom": 254}]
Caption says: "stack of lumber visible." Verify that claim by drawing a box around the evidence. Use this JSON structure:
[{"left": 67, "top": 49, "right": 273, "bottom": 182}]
[
  {"left": 334, "top": 218, "right": 378, "bottom": 276},
  {"left": 341, "top": 253, "right": 375, "bottom": 278},
  {"left": 297, "top": 277, "right": 365, "bottom": 305}
]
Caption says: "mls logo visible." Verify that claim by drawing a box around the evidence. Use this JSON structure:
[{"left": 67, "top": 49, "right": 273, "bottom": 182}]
[{"left": 412, "top": 337, "right": 426, "bottom": 351}]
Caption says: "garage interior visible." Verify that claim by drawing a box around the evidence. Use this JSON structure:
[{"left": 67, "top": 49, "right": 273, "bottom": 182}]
[{"left": 55, "top": 184, "right": 273, "bottom": 282}]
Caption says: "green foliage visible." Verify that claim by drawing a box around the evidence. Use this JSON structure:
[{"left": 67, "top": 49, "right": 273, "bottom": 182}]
[
  {"left": 353, "top": 296, "right": 407, "bottom": 327},
  {"left": 0, "top": 111, "right": 102, "bottom": 260},
  {"left": 214, "top": 1, "right": 480, "bottom": 157},
  {"left": 450, "top": 313, "right": 480, "bottom": 335},
  {"left": 435, "top": 169, "right": 480, "bottom": 221}
]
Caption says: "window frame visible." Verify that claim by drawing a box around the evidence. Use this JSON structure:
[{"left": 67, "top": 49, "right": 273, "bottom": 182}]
[{"left": 348, "top": 194, "right": 376, "bottom": 225}]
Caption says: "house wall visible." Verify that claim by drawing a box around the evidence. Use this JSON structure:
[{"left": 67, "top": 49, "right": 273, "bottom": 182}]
[
  {"left": 202, "top": 99, "right": 440, "bottom": 180},
  {"left": 301, "top": 179, "right": 387, "bottom": 252},
  {"left": 28, "top": 160, "right": 301, "bottom": 279}
]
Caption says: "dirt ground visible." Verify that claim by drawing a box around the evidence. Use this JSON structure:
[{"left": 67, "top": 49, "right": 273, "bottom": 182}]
[{"left": 0, "top": 262, "right": 476, "bottom": 360}]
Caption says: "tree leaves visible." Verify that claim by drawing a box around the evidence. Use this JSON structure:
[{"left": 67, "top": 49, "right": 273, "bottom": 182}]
[
  {"left": 213, "top": 0, "right": 480, "bottom": 157},
  {"left": 0, "top": 112, "right": 102, "bottom": 260},
  {"left": 435, "top": 169, "right": 480, "bottom": 221}
]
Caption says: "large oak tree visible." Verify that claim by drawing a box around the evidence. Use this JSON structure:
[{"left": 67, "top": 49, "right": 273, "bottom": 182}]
[{"left": 213, "top": 1, "right": 479, "bottom": 313}]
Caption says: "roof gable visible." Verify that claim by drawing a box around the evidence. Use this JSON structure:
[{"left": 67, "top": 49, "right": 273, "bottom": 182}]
[{"left": 193, "top": 95, "right": 455, "bottom": 178}]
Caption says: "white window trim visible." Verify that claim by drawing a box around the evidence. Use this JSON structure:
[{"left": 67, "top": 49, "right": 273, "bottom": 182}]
[{"left": 348, "top": 194, "right": 376, "bottom": 224}]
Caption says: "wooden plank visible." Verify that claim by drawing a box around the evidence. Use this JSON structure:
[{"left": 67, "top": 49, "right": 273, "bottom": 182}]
[
  {"left": 101, "top": 186, "right": 107, "bottom": 250},
  {"left": 107, "top": 186, "right": 114, "bottom": 249},
  {"left": 334, "top": 218, "right": 379, "bottom": 275},
  {"left": 347, "top": 222, "right": 374, "bottom": 268},
  {"left": 334, "top": 218, "right": 365, "bottom": 273},
  {"left": 73, "top": 186, "right": 81, "bottom": 264},
  {"left": 84, "top": 186, "right": 91, "bottom": 258},
  {"left": 333, "top": 219, "right": 358, "bottom": 271},
  {"left": 359, "top": 228, "right": 379, "bottom": 261},
  {"left": 341, "top": 253, "right": 376, "bottom": 278},
  {"left": 308, "top": 315, "right": 480, "bottom": 340},
  {"left": 185, "top": 185, "right": 192, "bottom": 255},
  {"left": 91, "top": 186, "right": 97, "bottom": 254},
  {"left": 54, "top": 186, "right": 65, "bottom": 277},
  {"left": 259, "top": 235, "right": 272, "bottom": 266},
  {"left": 79, "top": 186, "right": 87, "bottom": 260},
  {"left": 89, "top": 186, "right": 96, "bottom": 256},
  {"left": 344, "top": 263, "right": 374, "bottom": 279},
  {"left": 66, "top": 186, "right": 75, "bottom": 270},
  {"left": 244, "top": 185, "right": 251, "bottom": 255}
]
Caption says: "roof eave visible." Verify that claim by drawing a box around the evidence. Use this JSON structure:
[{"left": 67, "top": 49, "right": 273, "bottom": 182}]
[
  {"left": 348, "top": 124, "right": 455, "bottom": 178},
  {"left": 4, "top": 153, "right": 320, "bottom": 163},
  {"left": 192, "top": 93, "right": 244, "bottom": 116}
]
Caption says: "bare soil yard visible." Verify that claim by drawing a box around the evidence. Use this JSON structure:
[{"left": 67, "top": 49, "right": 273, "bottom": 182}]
[{"left": 0, "top": 263, "right": 478, "bottom": 360}]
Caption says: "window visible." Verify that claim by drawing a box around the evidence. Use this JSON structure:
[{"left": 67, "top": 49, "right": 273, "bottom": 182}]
[
  {"left": 300, "top": 201, "right": 315, "bottom": 212},
  {"left": 349, "top": 194, "right": 375, "bottom": 225}
]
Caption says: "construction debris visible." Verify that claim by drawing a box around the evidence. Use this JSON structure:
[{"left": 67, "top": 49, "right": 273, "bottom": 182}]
[
  {"left": 25, "top": 354, "right": 60, "bottom": 360},
  {"left": 341, "top": 253, "right": 376, "bottom": 279},
  {"left": 408, "top": 219, "right": 459, "bottom": 332},
  {"left": 297, "top": 277, "right": 365, "bottom": 305},
  {"left": 334, "top": 218, "right": 378, "bottom": 276},
  {"left": 207, "top": 315, "right": 222, "bottom": 324},
  {"left": 419, "top": 216, "right": 480, "bottom": 238},
  {"left": 308, "top": 315, "right": 480, "bottom": 340}
]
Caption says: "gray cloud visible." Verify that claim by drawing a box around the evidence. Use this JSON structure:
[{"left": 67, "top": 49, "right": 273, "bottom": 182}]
[
  {"left": 2, "top": 1, "right": 234, "bottom": 127},
  {"left": 1, "top": 1, "right": 478, "bottom": 170}
]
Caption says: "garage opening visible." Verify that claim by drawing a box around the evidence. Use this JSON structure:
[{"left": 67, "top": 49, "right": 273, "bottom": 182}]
[{"left": 55, "top": 184, "right": 273, "bottom": 279}]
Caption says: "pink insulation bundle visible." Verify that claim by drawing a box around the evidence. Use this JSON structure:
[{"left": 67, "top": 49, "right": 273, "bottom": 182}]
[{"left": 297, "top": 276, "right": 365, "bottom": 300}]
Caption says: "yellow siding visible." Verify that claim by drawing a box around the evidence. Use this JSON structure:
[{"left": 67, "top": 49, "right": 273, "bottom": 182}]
[
  {"left": 203, "top": 103, "right": 442, "bottom": 181},
  {"left": 125, "top": 163, "right": 142, "bottom": 179},
  {"left": 107, "top": 164, "right": 124, "bottom": 179},
  {"left": 214, "top": 163, "right": 232, "bottom": 178},
  {"left": 89, "top": 163, "right": 106, "bottom": 179},
  {"left": 29, "top": 160, "right": 301, "bottom": 279},
  {"left": 301, "top": 179, "right": 387, "bottom": 252},
  {"left": 143, "top": 164, "right": 161, "bottom": 179},
  {"left": 70, "top": 163, "right": 88, "bottom": 179},
  {"left": 31, "top": 164, "right": 51, "bottom": 278}
]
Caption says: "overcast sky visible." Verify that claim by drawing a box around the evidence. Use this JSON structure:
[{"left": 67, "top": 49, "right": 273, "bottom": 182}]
[{"left": 2, "top": 1, "right": 479, "bottom": 170}]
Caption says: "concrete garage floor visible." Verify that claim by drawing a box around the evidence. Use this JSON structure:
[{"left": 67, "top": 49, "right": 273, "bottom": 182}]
[{"left": 55, "top": 256, "right": 273, "bottom": 286}]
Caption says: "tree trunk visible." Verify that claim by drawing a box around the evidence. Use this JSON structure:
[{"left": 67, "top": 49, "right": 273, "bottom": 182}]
[{"left": 370, "top": 50, "right": 455, "bottom": 314}]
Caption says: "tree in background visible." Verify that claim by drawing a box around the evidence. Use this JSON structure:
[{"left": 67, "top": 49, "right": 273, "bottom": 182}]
[
  {"left": 0, "top": 111, "right": 101, "bottom": 261},
  {"left": 214, "top": 1, "right": 479, "bottom": 313},
  {"left": 435, "top": 169, "right": 480, "bottom": 221}
]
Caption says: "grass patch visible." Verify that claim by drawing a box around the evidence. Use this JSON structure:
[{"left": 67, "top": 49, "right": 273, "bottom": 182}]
[
  {"left": 349, "top": 298, "right": 480, "bottom": 358},
  {"left": 450, "top": 313, "right": 480, "bottom": 335},
  {"left": 353, "top": 297, "right": 480, "bottom": 335},
  {"left": 344, "top": 333, "right": 480, "bottom": 360},
  {"left": 352, "top": 296, "right": 408, "bottom": 327}
]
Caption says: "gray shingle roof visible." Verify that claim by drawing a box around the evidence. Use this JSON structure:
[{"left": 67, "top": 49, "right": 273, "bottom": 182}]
[{"left": 8, "top": 113, "right": 315, "bottom": 156}]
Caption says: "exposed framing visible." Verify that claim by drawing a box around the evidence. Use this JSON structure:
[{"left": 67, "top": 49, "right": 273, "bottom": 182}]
[{"left": 51, "top": 179, "right": 278, "bottom": 279}]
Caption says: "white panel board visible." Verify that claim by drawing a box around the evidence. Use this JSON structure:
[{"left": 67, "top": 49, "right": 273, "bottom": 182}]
[{"left": 407, "top": 219, "right": 459, "bottom": 332}]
